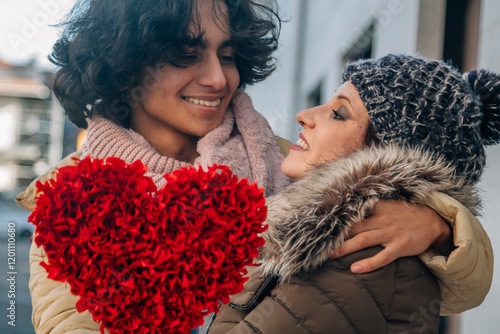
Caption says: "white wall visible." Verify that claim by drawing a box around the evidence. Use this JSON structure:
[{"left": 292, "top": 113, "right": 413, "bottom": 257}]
[
  {"left": 248, "top": 0, "right": 423, "bottom": 143},
  {"left": 245, "top": 0, "right": 301, "bottom": 141},
  {"left": 372, "top": 0, "right": 420, "bottom": 56},
  {"left": 460, "top": 0, "right": 500, "bottom": 332},
  {"left": 477, "top": 0, "right": 500, "bottom": 73}
]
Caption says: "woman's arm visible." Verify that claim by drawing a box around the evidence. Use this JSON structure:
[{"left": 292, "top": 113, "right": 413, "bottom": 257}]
[
  {"left": 29, "top": 236, "right": 101, "bottom": 334},
  {"left": 330, "top": 192, "right": 493, "bottom": 315}
]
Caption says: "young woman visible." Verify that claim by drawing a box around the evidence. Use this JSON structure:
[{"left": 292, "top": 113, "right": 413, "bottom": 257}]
[
  {"left": 208, "top": 54, "right": 499, "bottom": 334},
  {"left": 15, "top": 0, "right": 492, "bottom": 332}
]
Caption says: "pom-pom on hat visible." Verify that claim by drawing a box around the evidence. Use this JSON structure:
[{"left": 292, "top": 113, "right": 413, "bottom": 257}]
[{"left": 343, "top": 54, "right": 500, "bottom": 184}]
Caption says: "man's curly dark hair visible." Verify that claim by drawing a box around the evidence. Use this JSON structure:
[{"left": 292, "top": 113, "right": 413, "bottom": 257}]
[{"left": 50, "top": 0, "right": 282, "bottom": 128}]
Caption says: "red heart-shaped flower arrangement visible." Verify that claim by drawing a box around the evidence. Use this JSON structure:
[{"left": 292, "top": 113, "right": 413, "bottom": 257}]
[{"left": 29, "top": 157, "right": 267, "bottom": 334}]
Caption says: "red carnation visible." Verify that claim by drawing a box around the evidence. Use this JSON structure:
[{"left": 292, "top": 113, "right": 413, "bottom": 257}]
[{"left": 29, "top": 157, "right": 267, "bottom": 334}]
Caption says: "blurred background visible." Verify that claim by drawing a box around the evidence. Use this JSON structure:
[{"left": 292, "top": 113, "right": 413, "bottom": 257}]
[{"left": 0, "top": 0, "right": 499, "bottom": 333}]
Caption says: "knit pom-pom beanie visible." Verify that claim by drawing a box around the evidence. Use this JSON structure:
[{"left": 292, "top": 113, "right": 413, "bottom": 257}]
[
  {"left": 464, "top": 69, "right": 500, "bottom": 146},
  {"left": 343, "top": 54, "right": 500, "bottom": 184}
]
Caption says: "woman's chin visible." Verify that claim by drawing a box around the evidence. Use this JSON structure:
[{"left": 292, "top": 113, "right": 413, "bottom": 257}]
[{"left": 281, "top": 158, "right": 305, "bottom": 181}]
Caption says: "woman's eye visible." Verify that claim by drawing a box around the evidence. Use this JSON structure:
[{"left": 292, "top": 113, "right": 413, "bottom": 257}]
[{"left": 332, "top": 109, "right": 343, "bottom": 120}]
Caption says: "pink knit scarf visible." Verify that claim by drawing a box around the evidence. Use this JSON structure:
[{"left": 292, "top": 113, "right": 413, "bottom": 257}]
[{"left": 81, "top": 90, "right": 290, "bottom": 196}]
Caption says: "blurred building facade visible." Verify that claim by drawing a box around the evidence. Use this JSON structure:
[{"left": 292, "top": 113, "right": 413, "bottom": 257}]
[
  {"left": 247, "top": 0, "right": 500, "bottom": 333},
  {"left": 0, "top": 60, "right": 61, "bottom": 198},
  {"left": 0, "top": 62, "right": 49, "bottom": 245},
  {"left": 0, "top": 59, "right": 62, "bottom": 243},
  {"left": 0, "top": 58, "right": 81, "bottom": 242},
  {"left": 0, "top": 59, "right": 81, "bottom": 198}
]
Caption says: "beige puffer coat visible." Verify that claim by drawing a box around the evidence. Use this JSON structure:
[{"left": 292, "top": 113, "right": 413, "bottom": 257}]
[
  {"left": 208, "top": 145, "right": 493, "bottom": 334},
  {"left": 17, "top": 146, "right": 493, "bottom": 334}
]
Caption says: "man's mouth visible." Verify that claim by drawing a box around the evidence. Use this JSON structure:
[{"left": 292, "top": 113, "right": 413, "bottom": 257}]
[{"left": 183, "top": 97, "right": 221, "bottom": 107}]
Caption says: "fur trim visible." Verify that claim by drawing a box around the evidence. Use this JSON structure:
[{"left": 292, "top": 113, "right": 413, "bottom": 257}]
[{"left": 259, "top": 145, "right": 481, "bottom": 281}]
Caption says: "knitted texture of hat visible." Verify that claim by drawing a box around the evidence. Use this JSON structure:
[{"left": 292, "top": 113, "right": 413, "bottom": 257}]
[{"left": 343, "top": 54, "right": 500, "bottom": 184}]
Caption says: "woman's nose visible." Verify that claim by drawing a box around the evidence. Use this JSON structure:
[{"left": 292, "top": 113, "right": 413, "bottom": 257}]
[{"left": 296, "top": 107, "right": 317, "bottom": 129}]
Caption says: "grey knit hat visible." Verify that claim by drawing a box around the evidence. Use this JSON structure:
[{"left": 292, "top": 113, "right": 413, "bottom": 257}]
[{"left": 343, "top": 54, "right": 500, "bottom": 184}]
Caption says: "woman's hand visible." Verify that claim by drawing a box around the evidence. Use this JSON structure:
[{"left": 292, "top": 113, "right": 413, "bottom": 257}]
[{"left": 329, "top": 200, "right": 454, "bottom": 274}]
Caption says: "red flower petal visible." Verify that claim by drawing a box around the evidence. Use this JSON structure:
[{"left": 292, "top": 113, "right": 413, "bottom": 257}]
[{"left": 29, "top": 159, "right": 267, "bottom": 334}]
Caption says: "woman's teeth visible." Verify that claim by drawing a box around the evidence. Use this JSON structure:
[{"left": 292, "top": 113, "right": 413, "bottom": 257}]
[
  {"left": 296, "top": 138, "right": 310, "bottom": 150},
  {"left": 184, "top": 97, "right": 221, "bottom": 107}
]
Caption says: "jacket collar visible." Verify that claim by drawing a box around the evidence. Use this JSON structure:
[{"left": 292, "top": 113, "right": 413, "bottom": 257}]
[
  {"left": 258, "top": 145, "right": 480, "bottom": 281},
  {"left": 15, "top": 151, "right": 82, "bottom": 212},
  {"left": 228, "top": 266, "right": 278, "bottom": 311}
]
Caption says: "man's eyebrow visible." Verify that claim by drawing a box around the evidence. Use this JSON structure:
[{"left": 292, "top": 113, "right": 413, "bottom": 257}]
[
  {"left": 199, "top": 37, "right": 234, "bottom": 50},
  {"left": 219, "top": 40, "right": 235, "bottom": 49}
]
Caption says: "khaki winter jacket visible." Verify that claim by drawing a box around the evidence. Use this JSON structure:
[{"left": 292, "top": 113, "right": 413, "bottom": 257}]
[
  {"left": 17, "top": 146, "right": 493, "bottom": 334},
  {"left": 208, "top": 146, "right": 493, "bottom": 334}
]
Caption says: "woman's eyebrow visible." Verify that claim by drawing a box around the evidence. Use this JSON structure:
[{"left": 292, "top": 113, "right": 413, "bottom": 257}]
[
  {"left": 336, "top": 95, "right": 353, "bottom": 119},
  {"left": 337, "top": 94, "right": 351, "bottom": 104}
]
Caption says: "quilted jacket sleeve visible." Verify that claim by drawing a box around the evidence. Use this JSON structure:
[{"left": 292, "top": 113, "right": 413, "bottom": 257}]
[
  {"left": 29, "top": 239, "right": 101, "bottom": 334},
  {"left": 420, "top": 192, "right": 494, "bottom": 315}
]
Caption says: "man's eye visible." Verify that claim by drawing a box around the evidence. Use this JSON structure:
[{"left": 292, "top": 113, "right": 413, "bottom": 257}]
[
  {"left": 182, "top": 49, "right": 199, "bottom": 60},
  {"left": 169, "top": 51, "right": 199, "bottom": 67},
  {"left": 219, "top": 54, "right": 235, "bottom": 63},
  {"left": 219, "top": 46, "right": 236, "bottom": 64}
]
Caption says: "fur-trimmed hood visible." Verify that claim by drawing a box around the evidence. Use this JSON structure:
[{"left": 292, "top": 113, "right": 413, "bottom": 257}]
[{"left": 258, "top": 145, "right": 481, "bottom": 281}]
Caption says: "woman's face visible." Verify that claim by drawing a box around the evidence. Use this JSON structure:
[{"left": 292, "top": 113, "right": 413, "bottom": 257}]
[
  {"left": 129, "top": 0, "right": 240, "bottom": 160},
  {"left": 281, "top": 81, "right": 370, "bottom": 180}
]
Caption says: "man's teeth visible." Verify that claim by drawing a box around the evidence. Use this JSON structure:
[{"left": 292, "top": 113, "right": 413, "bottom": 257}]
[
  {"left": 296, "top": 138, "right": 310, "bottom": 150},
  {"left": 184, "top": 97, "right": 221, "bottom": 107}
]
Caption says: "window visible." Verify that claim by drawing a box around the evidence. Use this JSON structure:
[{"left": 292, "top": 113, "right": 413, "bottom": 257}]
[
  {"left": 343, "top": 23, "right": 374, "bottom": 64},
  {"left": 307, "top": 81, "right": 323, "bottom": 109},
  {"left": 443, "top": 0, "right": 481, "bottom": 71}
]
